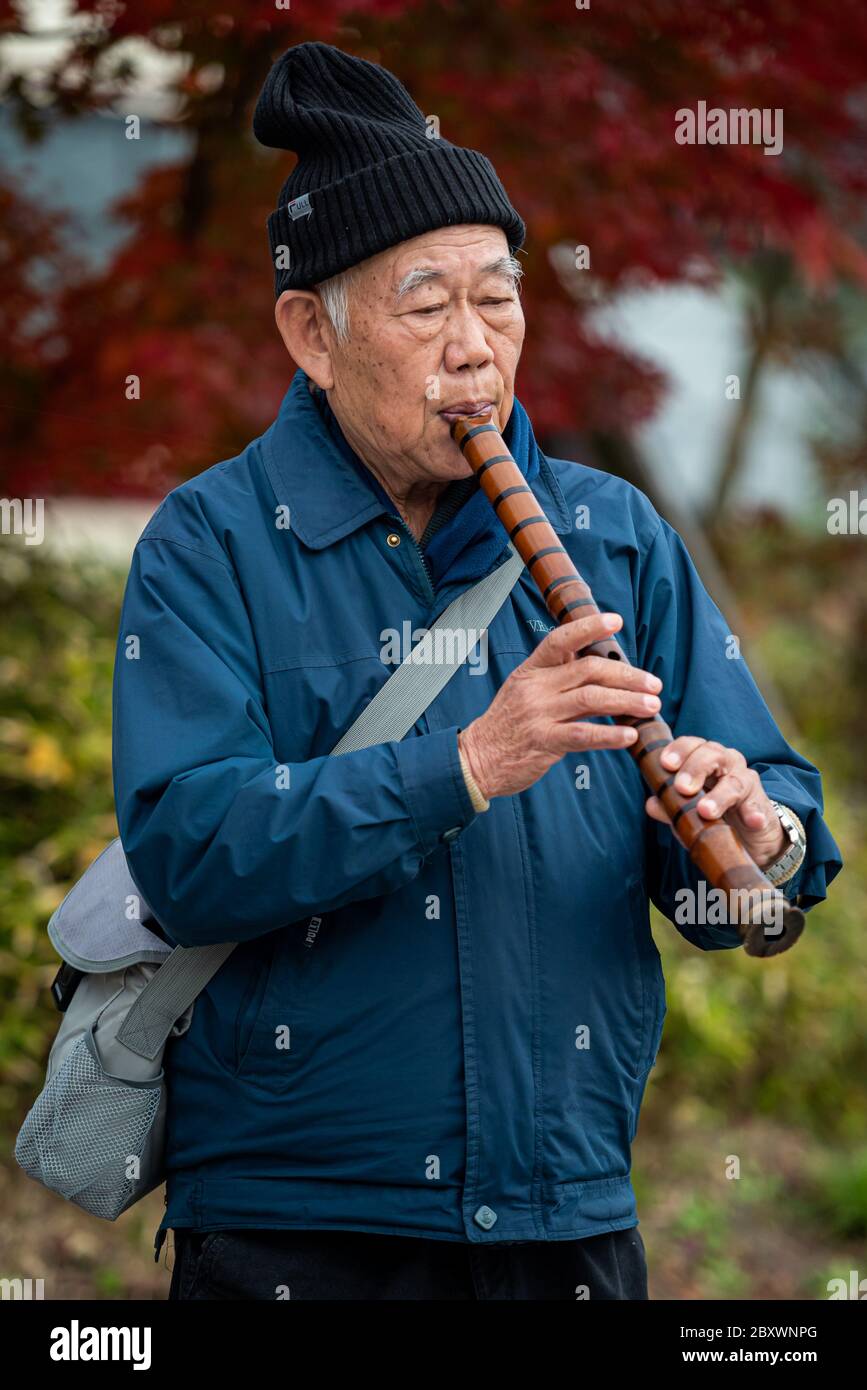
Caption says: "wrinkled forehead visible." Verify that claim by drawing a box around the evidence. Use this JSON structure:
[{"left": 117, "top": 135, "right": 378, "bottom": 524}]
[{"left": 384, "top": 226, "right": 515, "bottom": 300}]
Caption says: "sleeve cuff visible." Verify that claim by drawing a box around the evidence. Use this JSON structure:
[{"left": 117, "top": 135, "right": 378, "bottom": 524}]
[
  {"left": 458, "top": 742, "right": 491, "bottom": 812},
  {"left": 396, "top": 725, "right": 479, "bottom": 855},
  {"left": 758, "top": 773, "right": 843, "bottom": 910}
]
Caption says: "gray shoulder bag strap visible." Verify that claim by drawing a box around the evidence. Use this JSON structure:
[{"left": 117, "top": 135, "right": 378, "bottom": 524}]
[{"left": 115, "top": 544, "right": 524, "bottom": 1062}]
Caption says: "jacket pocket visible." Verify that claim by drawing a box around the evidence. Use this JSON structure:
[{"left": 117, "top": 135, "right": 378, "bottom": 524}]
[
  {"left": 233, "top": 922, "right": 322, "bottom": 1090},
  {"left": 626, "top": 876, "right": 667, "bottom": 1079},
  {"left": 233, "top": 943, "right": 274, "bottom": 1074},
  {"left": 625, "top": 882, "right": 667, "bottom": 1144}
]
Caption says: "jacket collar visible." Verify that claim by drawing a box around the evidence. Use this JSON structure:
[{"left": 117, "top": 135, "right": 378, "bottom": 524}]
[{"left": 262, "top": 368, "right": 572, "bottom": 550}]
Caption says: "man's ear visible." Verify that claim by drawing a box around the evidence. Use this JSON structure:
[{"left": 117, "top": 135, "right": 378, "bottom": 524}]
[{"left": 275, "top": 290, "right": 335, "bottom": 390}]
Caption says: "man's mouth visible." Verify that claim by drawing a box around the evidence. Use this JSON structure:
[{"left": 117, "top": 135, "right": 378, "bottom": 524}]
[{"left": 438, "top": 399, "right": 495, "bottom": 423}]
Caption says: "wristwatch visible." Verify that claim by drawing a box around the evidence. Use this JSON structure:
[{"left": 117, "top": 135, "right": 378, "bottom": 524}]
[{"left": 764, "top": 801, "right": 807, "bottom": 887}]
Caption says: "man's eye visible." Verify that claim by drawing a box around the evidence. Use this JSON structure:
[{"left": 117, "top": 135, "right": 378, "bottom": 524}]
[
  {"left": 481, "top": 298, "right": 513, "bottom": 306},
  {"left": 411, "top": 304, "right": 444, "bottom": 315}
]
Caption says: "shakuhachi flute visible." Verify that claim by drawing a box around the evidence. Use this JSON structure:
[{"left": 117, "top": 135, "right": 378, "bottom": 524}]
[{"left": 451, "top": 408, "right": 805, "bottom": 957}]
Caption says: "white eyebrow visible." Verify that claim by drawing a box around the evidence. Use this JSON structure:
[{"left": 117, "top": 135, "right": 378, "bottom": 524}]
[
  {"left": 395, "top": 268, "right": 443, "bottom": 300},
  {"left": 479, "top": 255, "right": 523, "bottom": 286},
  {"left": 394, "top": 255, "right": 523, "bottom": 302}
]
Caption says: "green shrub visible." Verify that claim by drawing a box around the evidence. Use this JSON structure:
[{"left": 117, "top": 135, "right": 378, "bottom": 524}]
[{"left": 0, "top": 547, "right": 123, "bottom": 1127}]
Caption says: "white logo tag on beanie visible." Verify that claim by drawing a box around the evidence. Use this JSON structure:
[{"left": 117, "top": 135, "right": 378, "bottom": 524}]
[{"left": 286, "top": 194, "right": 313, "bottom": 220}]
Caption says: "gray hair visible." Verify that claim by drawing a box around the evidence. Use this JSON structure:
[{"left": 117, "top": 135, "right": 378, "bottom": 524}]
[
  {"left": 315, "top": 266, "right": 358, "bottom": 346},
  {"left": 316, "top": 250, "right": 524, "bottom": 346}
]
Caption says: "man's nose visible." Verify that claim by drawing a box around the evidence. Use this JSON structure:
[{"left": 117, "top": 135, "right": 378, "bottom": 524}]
[{"left": 443, "top": 303, "right": 495, "bottom": 375}]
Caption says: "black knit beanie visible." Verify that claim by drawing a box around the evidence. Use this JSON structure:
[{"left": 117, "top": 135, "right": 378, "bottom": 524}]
[{"left": 253, "top": 41, "right": 526, "bottom": 295}]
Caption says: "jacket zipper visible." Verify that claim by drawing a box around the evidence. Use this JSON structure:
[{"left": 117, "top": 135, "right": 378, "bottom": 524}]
[{"left": 393, "top": 514, "right": 435, "bottom": 604}]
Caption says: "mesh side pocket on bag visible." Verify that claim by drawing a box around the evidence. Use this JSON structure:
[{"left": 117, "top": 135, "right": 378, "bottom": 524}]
[{"left": 15, "top": 1029, "right": 163, "bottom": 1221}]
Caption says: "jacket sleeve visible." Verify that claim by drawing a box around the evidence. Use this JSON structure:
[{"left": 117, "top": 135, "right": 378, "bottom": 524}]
[
  {"left": 634, "top": 515, "right": 843, "bottom": 951},
  {"left": 112, "top": 533, "right": 478, "bottom": 947}
]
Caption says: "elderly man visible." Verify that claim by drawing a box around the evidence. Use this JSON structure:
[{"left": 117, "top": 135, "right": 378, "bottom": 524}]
[{"left": 113, "top": 42, "right": 841, "bottom": 1301}]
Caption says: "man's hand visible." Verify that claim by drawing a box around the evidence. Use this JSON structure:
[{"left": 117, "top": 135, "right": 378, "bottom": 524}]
[
  {"left": 458, "top": 612, "right": 663, "bottom": 800},
  {"left": 645, "top": 736, "right": 786, "bottom": 867}
]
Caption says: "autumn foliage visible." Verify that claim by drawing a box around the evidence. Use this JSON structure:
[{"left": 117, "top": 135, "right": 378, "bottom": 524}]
[{"left": 2, "top": 0, "right": 866, "bottom": 495}]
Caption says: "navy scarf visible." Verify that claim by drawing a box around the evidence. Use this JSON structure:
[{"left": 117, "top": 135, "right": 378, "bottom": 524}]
[{"left": 314, "top": 388, "right": 541, "bottom": 591}]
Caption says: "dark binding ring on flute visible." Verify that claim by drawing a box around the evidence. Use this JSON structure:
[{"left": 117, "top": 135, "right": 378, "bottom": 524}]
[{"left": 450, "top": 408, "right": 805, "bottom": 958}]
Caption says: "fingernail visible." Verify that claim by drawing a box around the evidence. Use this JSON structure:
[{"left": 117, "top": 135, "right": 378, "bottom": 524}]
[
  {"left": 642, "top": 695, "right": 660, "bottom": 711},
  {"left": 647, "top": 676, "right": 662, "bottom": 692},
  {"left": 676, "top": 773, "right": 694, "bottom": 792},
  {"left": 602, "top": 614, "right": 620, "bottom": 630},
  {"left": 662, "top": 750, "right": 681, "bottom": 767},
  {"left": 700, "top": 797, "right": 718, "bottom": 815}
]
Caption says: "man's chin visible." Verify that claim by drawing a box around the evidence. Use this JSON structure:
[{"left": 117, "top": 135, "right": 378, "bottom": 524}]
[
  {"left": 425, "top": 411, "right": 494, "bottom": 479},
  {"left": 425, "top": 445, "right": 475, "bottom": 483}
]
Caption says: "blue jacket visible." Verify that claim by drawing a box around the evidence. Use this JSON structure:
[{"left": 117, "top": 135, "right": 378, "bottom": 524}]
[{"left": 112, "top": 369, "right": 842, "bottom": 1246}]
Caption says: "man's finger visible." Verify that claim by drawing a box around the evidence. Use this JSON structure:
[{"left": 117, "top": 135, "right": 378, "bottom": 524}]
[
  {"left": 552, "top": 721, "right": 639, "bottom": 754},
  {"left": 645, "top": 794, "right": 670, "bottom": 824},
  {"left": 644, "top": 794, "right": 687, "bottom": 848},
  {"left": 727, "top": 769, "right": 772, "bottom": 830},
  {"left": 560, "top": 654, "right": 662, "bottom": 695},
  {"left": 524, "top": 611, "right": 624, "bottom": 668},
  {"left": 694, "top": 770, "right": 749, "bottom": 819},
  {"left": 659, "top": 736, "right": 705, "bottom": 772},
  {"left": 553, "top": 683, "right": 661, "bottom": 722},
  {"left": 673, "top": 741, "right": 741, "bottom": 796}
]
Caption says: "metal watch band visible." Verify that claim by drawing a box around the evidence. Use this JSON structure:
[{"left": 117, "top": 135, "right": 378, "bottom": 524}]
[{"left": 764, "top": 801, "right": 807, "bottom": 887}]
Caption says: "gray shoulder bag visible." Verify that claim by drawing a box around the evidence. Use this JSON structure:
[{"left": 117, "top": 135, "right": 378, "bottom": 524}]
[{"left": 14, "top": 547, "right": 524, "bottom": 1220}]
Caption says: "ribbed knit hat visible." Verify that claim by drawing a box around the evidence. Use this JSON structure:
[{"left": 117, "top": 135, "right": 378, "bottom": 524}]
[{"left": 253, "top": 41, "right": 526, "bottom": 295}]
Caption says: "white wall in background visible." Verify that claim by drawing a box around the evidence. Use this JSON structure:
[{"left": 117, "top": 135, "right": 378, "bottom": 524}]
[
  {"left": 590, "top": 282, "right": 828, "bottom": 520},
  {"left": 41, "top": 499, "right": 158, "bottom": 563}
]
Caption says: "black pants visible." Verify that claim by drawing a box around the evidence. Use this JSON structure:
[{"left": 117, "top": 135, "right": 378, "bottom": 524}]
[{"left": 167, "top": 1225, "right": 648, "bottom": 1301}]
